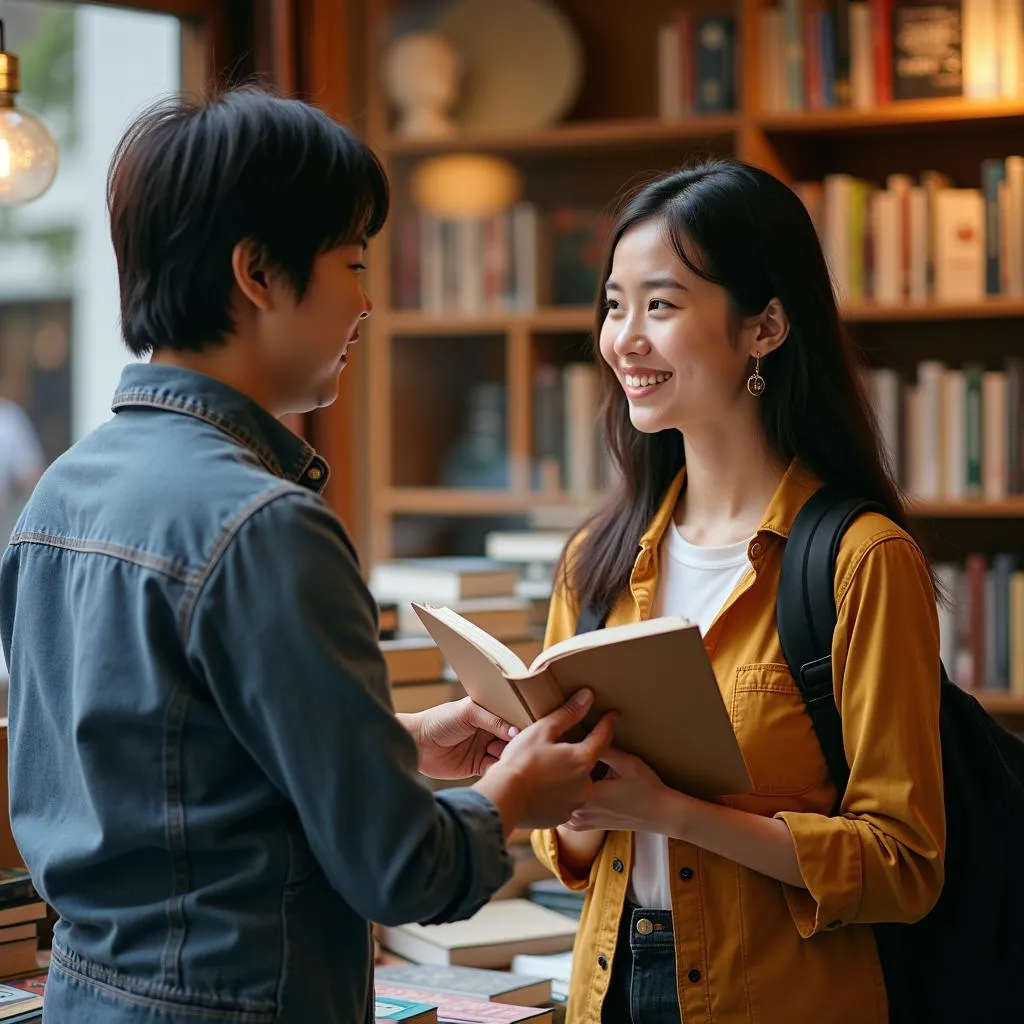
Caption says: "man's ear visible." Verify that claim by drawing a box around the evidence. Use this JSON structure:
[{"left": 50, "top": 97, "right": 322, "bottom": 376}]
[
  {"left": 751, "top": 297, "right": 790, "bottom": 357},
  {"left": 231, "top": 240, "right": 274, "bottom": 312}
]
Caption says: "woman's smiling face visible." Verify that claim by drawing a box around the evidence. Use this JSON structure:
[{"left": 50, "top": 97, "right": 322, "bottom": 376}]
[{"left": 599, "top": 219, "right": 757, "bottom": 436}]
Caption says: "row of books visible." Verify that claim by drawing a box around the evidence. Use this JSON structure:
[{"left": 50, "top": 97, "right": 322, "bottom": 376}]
[
  {"left": 392, "top": 206, "right": 609, "bottom": 315},
  {"left": 761, "top": 0, "right": 1022, "bottom": 113},
  {"left": 412, "top": 361, "right": 616, "bottom": 500},
  {"left": 796, "top": 162, "right": 1024, "bottom": 306},
  {"left": 534, "top": 363, "right": 616, "bottom": 502},
  {"left": 862, "top": 359, "right": 1024, "bottom": 500},
  {"left": 937, "top": 554, "right": 1024, "bottom": 693},
  {"left": 656, "top": 13, "right": 738, "bottom": 119}
]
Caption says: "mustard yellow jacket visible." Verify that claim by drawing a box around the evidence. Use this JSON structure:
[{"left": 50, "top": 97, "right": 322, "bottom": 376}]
[{"left": 531, "top": 461, "right": 945, "bottom": 1024}]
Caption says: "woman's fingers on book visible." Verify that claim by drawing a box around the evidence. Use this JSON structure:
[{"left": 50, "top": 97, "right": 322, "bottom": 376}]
[{"left": 598, "top": 745, "right": 653, "bottom": 781}]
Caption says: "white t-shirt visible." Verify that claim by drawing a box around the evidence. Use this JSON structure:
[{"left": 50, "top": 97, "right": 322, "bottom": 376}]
[{"left": 627, "top": 521, "right": 753, "bottom": 910}]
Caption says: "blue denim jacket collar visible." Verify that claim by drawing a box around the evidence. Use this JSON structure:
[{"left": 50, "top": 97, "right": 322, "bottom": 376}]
[{"left": 111, "top": 363, "right": 329, "bottom": 494}]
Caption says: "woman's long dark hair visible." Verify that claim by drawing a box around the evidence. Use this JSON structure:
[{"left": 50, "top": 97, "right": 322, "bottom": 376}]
[{"left": 568, "top": 158, "right": 923, "bottom": 616}]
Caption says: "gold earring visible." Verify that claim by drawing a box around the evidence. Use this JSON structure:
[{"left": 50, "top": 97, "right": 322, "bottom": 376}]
[{"left": 747, "top": 353, "right": 765, "bottom": 397}]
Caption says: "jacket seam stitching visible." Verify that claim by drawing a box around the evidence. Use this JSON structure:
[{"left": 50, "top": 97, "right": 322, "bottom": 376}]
[
  {"left": 8, "top": 532, "right": 192, "bottom": 583},
  {"left": 50, "top": 947, "right": 276, "bottom": 1021},
  {"left": 160, "top": 687, "right": 192, "bottom": 987},
  {"left": 177, "top": 487, "right": 302, "bottom": 645},
  {"left": 835, "top": 530, "right": 909, "bottom": 609},
  {"left": 112, "top": 391, "right": 289, "bottom": 479},
  {"left": 691, "top": 845, "right": 712, "bottom": 1022},
  {"left": 736, "top": 860, "right": 753, "bottom": 1021}
]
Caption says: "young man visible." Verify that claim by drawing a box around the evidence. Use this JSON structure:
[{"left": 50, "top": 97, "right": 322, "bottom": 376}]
[{"left": 0, "top": 89, "right": 614, "bottom": 1023}]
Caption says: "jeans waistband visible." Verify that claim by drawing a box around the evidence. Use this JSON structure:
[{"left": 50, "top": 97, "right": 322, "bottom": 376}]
[{"left": 624, "top": 901, "right": 675, "bottom": 952}]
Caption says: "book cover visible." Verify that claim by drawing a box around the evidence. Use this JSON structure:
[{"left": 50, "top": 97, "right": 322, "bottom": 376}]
[
  {"left": 893, "top": 0, "right": 963, "bottom": 99},
  {"left": 374, "top": 994, "right": 438, "bottom": 1022},
  {"left": 377, "top": 899, "right": 576, "bottom": 973},
  {"left": 377, "top": 983, "right": 552, "bottom": 1023},
  {"left": 376, "top": 964, "right": 551, "bottom": 1006}
]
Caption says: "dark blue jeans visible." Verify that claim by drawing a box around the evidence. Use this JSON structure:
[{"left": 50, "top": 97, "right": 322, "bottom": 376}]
[{"left": 602, "top": 903, "right": 682, "bottom": 1023}]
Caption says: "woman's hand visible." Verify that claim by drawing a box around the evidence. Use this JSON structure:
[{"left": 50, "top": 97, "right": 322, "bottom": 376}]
[
  {"left": 400, "top": 698, "right": 517, "bottom": 780},
  {"left": 563, "top": 747, "right": 674, "bottom": 833}
]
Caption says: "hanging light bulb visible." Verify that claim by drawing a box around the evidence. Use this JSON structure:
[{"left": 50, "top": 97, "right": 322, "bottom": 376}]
[{"left": 0, "top": 19, "right": 59, "bottom": 206}]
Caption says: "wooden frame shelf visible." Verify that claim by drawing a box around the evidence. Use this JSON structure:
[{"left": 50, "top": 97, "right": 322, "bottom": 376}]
[
  {"left": 975, "top": 692, "right": 1024, "bottom": 717},
  {"left": 380, "top": 116, "right": 740, "bottom": 157},
  {"left": 383, "top": 301, "right": 1024, "bottom": 335},
  {"left": 382, "top": 308, "right": 594, "bottom": 336},
  {"left": 757, "top": 98, "right": 1024, "bottom": 135},
  {"left": 380, "top": 488, "right": 543, "bottom": 515},
  {"left": 909, "top": 499, "right": 1024, "bottom": 519},
  {"left": 843, "top": 299, "right": 1024, "bottom": 322},
  {"left": 379, "top": 488, "right": 1024, "bottom": 522}
]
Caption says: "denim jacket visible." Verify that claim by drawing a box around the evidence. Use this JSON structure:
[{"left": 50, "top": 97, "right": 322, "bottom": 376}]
[{"left": 0, "top": 364, "right": 511, "bottom": 1023}]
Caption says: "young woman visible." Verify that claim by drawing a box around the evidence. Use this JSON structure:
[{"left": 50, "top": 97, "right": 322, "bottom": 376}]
[{"left": 531, "top": 159, "right": 945, "bottom": 1024}]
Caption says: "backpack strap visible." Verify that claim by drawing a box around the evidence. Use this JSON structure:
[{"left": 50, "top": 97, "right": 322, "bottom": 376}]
[
  {"left": 575, "top": 600, "right": 609, "bottom": 636},
  {"left": 776, "top": 486, "right": 887, "bottom": 800}
]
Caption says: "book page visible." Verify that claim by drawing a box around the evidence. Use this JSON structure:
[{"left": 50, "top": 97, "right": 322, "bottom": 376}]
[
  {"left": 413, "top": 605, "right": 528, "bottom": 676},
  {"left": 529, "top": 615, "right": 692, "bottom": 673},
  {"left": 410, "top": 604, "right": 535, "bottom": 730}
]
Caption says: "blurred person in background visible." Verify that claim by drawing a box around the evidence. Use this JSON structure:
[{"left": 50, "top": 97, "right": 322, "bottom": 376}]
[{"left": 0, "top": 376, "right": 45, "bottom": 548}]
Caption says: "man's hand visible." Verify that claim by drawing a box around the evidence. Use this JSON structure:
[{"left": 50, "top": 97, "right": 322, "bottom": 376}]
[
  {"left": 400, "top": 698, "right": 519, "bottom": 780},
  {"left": 475, "top": 689, "right": 619, "bottom": 834}
]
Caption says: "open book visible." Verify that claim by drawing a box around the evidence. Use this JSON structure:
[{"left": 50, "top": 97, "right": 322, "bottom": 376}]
[{"left": 412, "top": 604, "right": 751, "bottom": 797}]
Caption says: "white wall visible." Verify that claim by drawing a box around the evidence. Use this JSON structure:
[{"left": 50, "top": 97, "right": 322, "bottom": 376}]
[{"left": 72, "top": 6, "right": 180, "bottom": 439}]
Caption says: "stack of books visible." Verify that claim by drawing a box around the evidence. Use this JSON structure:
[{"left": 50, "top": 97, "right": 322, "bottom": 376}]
[
  {"left": 0, "top": 870, "right": 44, "bottom": 980},
  {"left": 372, "top": 921, "right": 577, "bottom": 1024},
  {"left": 370, "top": 558, "right": 544, "bottom": 673}
]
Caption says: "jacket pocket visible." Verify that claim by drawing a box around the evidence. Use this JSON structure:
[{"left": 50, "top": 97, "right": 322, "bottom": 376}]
[{"left": 730, "top": 663, "right": 828, "bottom": 796}]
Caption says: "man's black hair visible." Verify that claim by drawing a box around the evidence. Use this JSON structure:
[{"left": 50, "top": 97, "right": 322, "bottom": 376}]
[{"left": 107, "top": 86, "right": 389, "bottom": 356}]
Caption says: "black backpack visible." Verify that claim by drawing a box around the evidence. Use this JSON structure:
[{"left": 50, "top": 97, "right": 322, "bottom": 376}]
[{"left": 575, "top": 485, "right": 1024, "bottom": 1022}]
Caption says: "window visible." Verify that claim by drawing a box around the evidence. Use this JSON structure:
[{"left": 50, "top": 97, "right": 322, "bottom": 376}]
[{"left": 0, "top": 0, "right": 187, "bottom": 545}]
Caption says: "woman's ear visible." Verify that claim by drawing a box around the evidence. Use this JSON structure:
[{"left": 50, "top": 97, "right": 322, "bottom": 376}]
[
  {"left": 231, "top": 239, "right": 274, "bottom": 312},
  {"left": 753, "top": 297, "right": 790, "bottom": 356}
]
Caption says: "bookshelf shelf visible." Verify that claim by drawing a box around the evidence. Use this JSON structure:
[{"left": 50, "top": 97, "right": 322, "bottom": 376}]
[
  {"left": 909, "top": 499, "right": 1024, "bottom": 519},
  {"left": 381, "top": 488, "right": 541, "bottom": 515},
  {"left": 380, "top": 116, "right": 741, "bottom": 157},
  {"left": 976, "top": 692, "right": 1024, "bottom": 717},
  {"left": 383, "top": 302, "right": 1024, "bottom": 334},
  {"left": 757, "top": 99, "right": 1024, "bottom": 136},
  {"left": 381, "top": 489, "right": 1024, "bottom": 521},
  {"left": 382, "top": 308, "right": 594, "bottom": 337},
  {"left": 843, "top": 300, "right": 1024, "bottom": 322}
]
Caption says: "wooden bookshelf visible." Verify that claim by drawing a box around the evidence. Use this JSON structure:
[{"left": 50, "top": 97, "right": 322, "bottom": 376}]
[
  {"left": 756, "top": 98, "right": 1024, "bottom": 135},
  {"left": 843, "top": 299, "right": 1024, "bottom": 322},
  {"left": 361, "top": 0, "right": 1024, "bottom": 718},
  {"left": 382, "top": 308, "right": 593, "bottom": 336},
  {"left": 382, "top": 115, "right": 741, "bottom": 156},
  {"left": 382, "top": 301, "right": 1024, "bottom": 336},
  {"left": 381, "top": 488, "right": 540, "bottom": 515},
  {"left": 976, "top": 692, "right": 1024, "bottom": 718},
  {"left": 911, "top": 499, "right": 1024, "bottom": 519}
]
